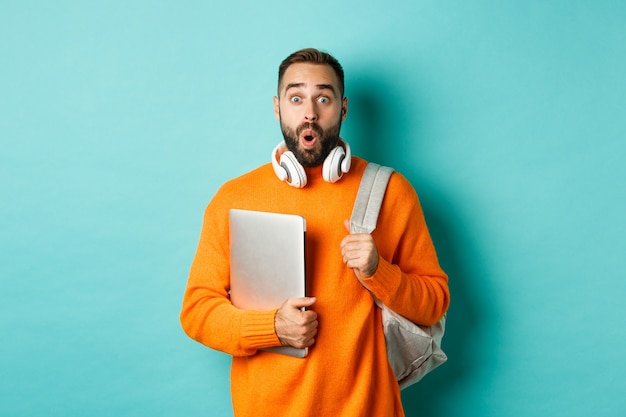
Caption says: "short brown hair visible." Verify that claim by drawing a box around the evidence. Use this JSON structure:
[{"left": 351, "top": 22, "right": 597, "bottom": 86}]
[{"left": 277, "top": 48, "right": 345, "bottom": 97}]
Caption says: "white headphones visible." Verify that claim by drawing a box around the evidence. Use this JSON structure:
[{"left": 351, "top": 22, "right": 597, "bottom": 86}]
[{"left": 271, "top": 140, "right": 351, "bottom": 188}]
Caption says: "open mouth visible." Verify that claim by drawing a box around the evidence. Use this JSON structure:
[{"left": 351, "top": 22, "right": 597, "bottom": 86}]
[{"left": 300, "top": 128, "right": 318, "bottom": 146}]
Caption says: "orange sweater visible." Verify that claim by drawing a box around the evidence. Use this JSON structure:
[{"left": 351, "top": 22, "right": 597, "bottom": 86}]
[{"left": 180, "top": 157, "right": 449, "bottom": 417}]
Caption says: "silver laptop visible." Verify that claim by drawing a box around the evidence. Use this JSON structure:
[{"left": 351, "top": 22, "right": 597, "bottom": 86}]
[{"left": 229, "top": 209, "right": 307, "bottom": 358}]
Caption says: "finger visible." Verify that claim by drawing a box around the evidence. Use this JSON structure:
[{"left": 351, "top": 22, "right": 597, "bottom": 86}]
[
  {"left": 301, "top": 310, "right": 318, "bottom": 324},
  {"left": 340, "top": 236, "right": 362, "bottom": 254},
  {"left": 302, "top": 325, "right": 318, "bottom": 346},
  {"left": 288, "top": 296, "right": 317, "bottom": 309},
  {"left": 294, "top": 336, "right": 315, "bottom": 349},
  {"left": 341, "top": 233, "right": 371, "bottom": 248}
]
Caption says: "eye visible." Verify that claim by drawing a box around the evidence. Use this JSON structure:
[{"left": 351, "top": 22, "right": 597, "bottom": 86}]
[
  {"left": 290, "top": 96, "right": 301, "bottom": 103},
  {"left": 317, "top": 96, "right": 330, "bottom": 104}
]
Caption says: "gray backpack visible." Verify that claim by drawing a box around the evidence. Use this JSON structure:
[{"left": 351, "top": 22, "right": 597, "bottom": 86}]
[{"left": 350, "top": 163, "right": 447, "bottom": 390}]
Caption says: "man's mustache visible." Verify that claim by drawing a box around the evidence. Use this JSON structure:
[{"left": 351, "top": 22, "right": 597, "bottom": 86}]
[{"left": 297, "top": 123, "right": 323, "bottom": 135}]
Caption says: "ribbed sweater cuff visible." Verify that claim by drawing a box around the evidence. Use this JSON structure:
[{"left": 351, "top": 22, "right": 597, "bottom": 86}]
[
  {"left": 241, "top": 309, "right": 281, "bottom": 350},
  {"left": 361, "top": 256, "right": 399, "bottom": 304}
]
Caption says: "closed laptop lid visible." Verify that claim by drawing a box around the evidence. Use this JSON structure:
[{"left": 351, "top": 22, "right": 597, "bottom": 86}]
[
  {"left": 229, "top": 209, "right": 308, "bottom": 358},
  {"left": 229, "top": 208, "right": 306, "bottom": 309}
]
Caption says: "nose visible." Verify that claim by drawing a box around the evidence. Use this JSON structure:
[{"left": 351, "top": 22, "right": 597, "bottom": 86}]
[{"left": 304, "top": 101, "right": 318, "bottom": 122}]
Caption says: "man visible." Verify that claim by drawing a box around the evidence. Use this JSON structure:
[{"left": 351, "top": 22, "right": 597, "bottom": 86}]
[{"left": 180, "top": 48, "right": 449, "bottom": 417}]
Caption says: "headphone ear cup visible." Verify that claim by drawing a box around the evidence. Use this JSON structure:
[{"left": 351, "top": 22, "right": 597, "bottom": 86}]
[
  {"left": 271, "top": 143, "right": 289, "bottom": 181},
  {"left": 322, "top": 146, "right": 346, "bottom": 183},
  {"left": 341, "top": 141, "right": 351, "bottom": 173},
  {"left": 280, "top": 151, "right": 307, "bottom": 188}
]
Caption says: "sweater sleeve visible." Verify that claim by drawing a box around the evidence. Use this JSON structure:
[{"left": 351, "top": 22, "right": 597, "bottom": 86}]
[
  {"left": 180, "top": 190, "right": 282, "bottom": 356},
  {"left": 359, "top": 172, "right": 450, "bottom": 326}
]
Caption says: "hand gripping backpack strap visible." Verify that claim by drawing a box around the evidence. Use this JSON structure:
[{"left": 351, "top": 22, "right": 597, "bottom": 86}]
[{"left": 350, "top": 163, "right": 447, "bottom": 390}]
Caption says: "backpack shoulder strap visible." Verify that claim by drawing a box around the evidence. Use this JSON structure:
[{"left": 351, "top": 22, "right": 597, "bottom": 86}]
[{"left": 350, "top": 163, "right": 395, "bottom": 234}]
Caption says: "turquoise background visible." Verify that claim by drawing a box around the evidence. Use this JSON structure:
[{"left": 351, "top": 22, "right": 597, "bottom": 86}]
[{"left": 2, "top": 1, "right": 625, "bottom": 416}]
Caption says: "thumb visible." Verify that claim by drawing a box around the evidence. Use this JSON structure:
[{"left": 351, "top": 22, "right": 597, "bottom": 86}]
[
  {"left": 289, "top": 296, "right": 317, "bottom": 309},
  {"left": 344, "top": 219, "right": 352, "bottom": 233}
]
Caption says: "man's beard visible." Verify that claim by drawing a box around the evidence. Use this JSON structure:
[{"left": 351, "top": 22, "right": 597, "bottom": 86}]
[{"left": 280, "top": 119, "right": 342, "bottom": 167}]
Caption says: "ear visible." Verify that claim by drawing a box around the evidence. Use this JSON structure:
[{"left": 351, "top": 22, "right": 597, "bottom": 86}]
[
  {"left": 273, "top": 96, "right": 280, "bottom": 120},
  {"left": 341, "top": 96, "right": 348, "bottom": 121}
]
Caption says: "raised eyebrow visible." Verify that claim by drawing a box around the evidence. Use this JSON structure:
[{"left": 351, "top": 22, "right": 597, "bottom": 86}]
[
  {"left": 284, "top": 82, "right": 305, "bottom": 93},
  {"left": 283, "top": 83, "right": 339, "bottom": 97},
  {"left": 316, "top": 84, "right": 338, "bottom": 97}
]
